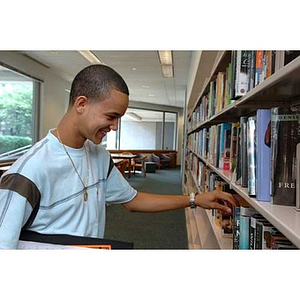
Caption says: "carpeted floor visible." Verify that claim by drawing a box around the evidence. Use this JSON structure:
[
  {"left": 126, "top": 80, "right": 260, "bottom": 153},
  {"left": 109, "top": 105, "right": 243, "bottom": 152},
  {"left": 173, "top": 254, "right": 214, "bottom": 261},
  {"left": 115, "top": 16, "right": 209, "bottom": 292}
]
[{"left": 104, "top": 167, "right": 189, "bottom": 249}]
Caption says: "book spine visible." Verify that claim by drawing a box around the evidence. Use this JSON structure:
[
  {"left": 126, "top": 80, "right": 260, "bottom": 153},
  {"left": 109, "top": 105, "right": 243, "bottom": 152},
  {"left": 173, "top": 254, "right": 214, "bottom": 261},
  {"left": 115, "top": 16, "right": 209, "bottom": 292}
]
[
  {"left": 248, "top": 51, "right": 256, "bottom": 91},
  {"left": 256, "top": 109, "right": 271, "bottom": 201},
  {"left": 270, "top": 105, "right": 300, "bottom": 206},
  {"left": 250, "top": 215, "right": 265, "bottom": 249},
  {"left": 247, "top": 116, "right": 256, "bottom": 196},
  {"left": 297, "top": 143, "right": 300, "bottom": 209},
  {"left": 222, "top": 128, "right": 231, "bottom": 170},
  {"left": 235, "top": 126, "right": 242, "bottom": 185},
  {"left": 215, "top": 124, "right": 221, "bottom": 167},
  {"left": 249, "top": 216, "right": 256, "bottom": 250},
  {"left": 219, "top": 123, "right": 232, "bottom": 169},
  {"left": 240, "top": 116, "right": 248, "bottom": 187},
  {"left": 230, "top": 122, "right": 239, "bottom": 173},
  {"left": 266, "top": 50, "right": 273, "bottom": 78},
  {"left": 233, "top": 206, "right": 240, "bottom": 249},
  {"left": 235, "top": 51, "right": 250, "bottom": 98},
  {"left": 255, "top": 51, "right": 263, "bottom": 86},
  {"left": 239, "top": 215, "right": 250, "bottom": 249},
  {"left": 262, "top": 224, "right": 275, "bottom": 249},
  {"left": 255, "top": 221, "right": 263, "bottom": 249},
  {"left": 230, "top": 51, "right": 237, "bottom": 100}
]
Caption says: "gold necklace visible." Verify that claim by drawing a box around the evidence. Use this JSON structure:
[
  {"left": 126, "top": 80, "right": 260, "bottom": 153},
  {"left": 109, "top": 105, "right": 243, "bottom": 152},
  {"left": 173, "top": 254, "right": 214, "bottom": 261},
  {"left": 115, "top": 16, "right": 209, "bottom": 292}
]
[{"left": 56, "top": 129, "right": 90, "bottom": 202}]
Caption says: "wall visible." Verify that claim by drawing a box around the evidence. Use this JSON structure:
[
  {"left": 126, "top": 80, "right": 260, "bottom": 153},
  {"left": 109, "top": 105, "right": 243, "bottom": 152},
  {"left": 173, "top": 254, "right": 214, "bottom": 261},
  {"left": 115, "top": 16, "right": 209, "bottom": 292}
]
[
  {"left": 0, "top": 51, "right": 70, "bottom": 139},
  {"left": 121, "top": 121, "right": 157, "bottom": 149}
]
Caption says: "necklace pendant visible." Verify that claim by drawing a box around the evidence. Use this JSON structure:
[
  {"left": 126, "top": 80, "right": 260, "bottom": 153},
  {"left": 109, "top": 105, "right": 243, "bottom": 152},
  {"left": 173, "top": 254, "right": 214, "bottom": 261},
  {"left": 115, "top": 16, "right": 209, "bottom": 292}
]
[{"left": 84, "top": 189, "right": 88, "bottom": 202}]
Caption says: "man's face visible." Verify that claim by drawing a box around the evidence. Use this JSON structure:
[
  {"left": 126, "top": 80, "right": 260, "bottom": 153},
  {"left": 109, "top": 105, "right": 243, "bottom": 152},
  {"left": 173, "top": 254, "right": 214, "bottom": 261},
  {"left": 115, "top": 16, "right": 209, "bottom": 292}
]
[{"left": 81, "top": 90, "right": 129, "bottom": 144}]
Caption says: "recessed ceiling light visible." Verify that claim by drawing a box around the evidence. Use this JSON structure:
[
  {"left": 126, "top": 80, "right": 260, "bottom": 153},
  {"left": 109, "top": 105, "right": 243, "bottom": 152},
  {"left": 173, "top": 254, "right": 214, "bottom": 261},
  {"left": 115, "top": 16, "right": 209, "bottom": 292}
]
[
  {"left": 142, "top": 85, "right": 150, "bottom": 88},
  {"left": 148, "top": 94, "right": 154, "bottom": 97},
  {"left": 158, "top": 50, "right": 174, "bottom": 78},
  {"left": 132, "top": 67, "right": 137, "bottom": 71},
  {"left": 78, "top": 51, "right": 104, "bottom": 64}
]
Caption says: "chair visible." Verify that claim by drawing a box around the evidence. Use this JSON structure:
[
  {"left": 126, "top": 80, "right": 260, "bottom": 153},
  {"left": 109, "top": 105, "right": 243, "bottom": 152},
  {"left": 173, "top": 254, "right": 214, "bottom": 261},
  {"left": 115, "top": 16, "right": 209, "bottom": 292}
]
[
  {"left": 151, "top": 153, "right": 161, "bottom": 169},
  {"left": 156, "top": 153, "right": 171, "bottom": 168},
  {"left": 116, "top": 159, "right": 128, "bottom": 177},
  {"left": 121, "top": 152, "right": 135, "bottom": 176},
  {"left": 133, "top": 153, "right": 147, "bottom": 178}
]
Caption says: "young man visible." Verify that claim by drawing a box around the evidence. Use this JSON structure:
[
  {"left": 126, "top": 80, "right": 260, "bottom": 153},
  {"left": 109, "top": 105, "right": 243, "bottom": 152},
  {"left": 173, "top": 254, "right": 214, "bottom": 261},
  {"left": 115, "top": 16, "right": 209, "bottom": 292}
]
[{"left": 0, "top": 64, "right": 238, "bottom": 249}]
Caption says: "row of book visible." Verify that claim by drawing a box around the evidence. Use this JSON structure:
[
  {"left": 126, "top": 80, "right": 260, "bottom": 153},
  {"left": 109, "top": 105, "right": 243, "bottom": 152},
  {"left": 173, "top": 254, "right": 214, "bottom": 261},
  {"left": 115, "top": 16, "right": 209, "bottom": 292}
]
[
  {"left": 233, "top": 204, "right": 297, "bottom": 250},
  {"left": 188, "top": 50, "right": 275, "bottom": 130},
  {"left": 190, "top": 168, "right": 297, "bottom": 249},
  {"left": 187, "top": 103, "right": 300, "bottom": 208},
  {"left": 188, "top": 50, "right": 300, "bottom": 131}
]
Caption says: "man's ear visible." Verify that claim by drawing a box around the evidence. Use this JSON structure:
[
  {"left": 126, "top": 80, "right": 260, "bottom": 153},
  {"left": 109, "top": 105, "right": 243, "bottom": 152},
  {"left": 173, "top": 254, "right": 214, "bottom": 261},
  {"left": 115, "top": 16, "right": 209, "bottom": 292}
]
[{"left": 74, "top": 96, "right": 88, "bottom": 113}]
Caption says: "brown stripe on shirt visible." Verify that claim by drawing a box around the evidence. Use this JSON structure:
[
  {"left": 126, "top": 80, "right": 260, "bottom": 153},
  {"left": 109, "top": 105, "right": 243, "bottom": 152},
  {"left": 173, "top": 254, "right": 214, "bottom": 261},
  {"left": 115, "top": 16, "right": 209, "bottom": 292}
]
[{"left": 0, "top": 173, "right": 40, "bottom": 209}]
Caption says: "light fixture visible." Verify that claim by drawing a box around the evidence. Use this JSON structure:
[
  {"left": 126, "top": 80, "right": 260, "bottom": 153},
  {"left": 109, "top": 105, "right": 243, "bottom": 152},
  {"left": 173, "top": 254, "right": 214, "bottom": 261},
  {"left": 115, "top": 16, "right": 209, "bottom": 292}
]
[
  {"left": 158, "top": 51, "right": 173, "bottom": 65},
  {"left": 161, "top": 65, "right": 173, "bottom": 78},
  {"left": 125, "top": 112, "right": 142, "bottom": 121},
  {"left": 158, "top": 50, "right": 174, "bottom": 78},
  {"left": 78, "top": 51, "right": 105, "bottom": 64}
]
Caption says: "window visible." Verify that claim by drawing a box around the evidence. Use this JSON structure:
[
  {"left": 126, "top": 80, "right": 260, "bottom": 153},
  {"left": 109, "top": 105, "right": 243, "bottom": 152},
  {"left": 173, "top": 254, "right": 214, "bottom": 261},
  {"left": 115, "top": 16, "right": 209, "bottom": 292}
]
[
  {"left": 0, "top": 64, "right": 40, "bottom": 159},
  {"left": 103, "top": 107, "right": 177, "bottom": 150}
]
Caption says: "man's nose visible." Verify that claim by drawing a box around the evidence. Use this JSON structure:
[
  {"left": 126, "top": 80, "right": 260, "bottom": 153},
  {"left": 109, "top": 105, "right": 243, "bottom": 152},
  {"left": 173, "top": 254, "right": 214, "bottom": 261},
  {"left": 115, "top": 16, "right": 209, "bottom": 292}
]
[{"left": 110, "top": 118, "right": 119, "bottom": 131}]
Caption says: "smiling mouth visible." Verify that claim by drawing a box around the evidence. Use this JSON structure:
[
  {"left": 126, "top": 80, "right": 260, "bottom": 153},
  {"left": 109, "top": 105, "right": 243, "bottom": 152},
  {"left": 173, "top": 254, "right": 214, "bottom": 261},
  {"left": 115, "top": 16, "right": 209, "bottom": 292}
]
[{"left": 99, "top": 130, "right": 109, "bottom": 137}]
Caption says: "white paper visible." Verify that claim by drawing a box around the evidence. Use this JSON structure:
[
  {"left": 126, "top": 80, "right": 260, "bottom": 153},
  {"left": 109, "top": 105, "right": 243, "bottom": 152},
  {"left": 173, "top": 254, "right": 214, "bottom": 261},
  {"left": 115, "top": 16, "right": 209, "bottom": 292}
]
[{"left": 17, "top": 240, "right": 89, "bottom": 250}]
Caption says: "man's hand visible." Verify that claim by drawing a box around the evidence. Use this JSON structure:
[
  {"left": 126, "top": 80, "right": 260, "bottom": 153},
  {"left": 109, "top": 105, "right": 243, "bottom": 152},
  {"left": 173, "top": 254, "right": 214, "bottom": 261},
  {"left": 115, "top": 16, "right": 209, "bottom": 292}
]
[{"left": 195, "top": 190, "right": 239, "bottom": 214}]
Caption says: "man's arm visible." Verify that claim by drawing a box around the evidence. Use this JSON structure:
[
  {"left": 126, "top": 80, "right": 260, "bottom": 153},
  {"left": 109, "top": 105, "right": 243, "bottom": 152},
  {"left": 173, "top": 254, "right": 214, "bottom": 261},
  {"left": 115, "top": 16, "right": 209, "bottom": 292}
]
[{"left": 122, "top": 190, "right": 239, "bottom": 214}]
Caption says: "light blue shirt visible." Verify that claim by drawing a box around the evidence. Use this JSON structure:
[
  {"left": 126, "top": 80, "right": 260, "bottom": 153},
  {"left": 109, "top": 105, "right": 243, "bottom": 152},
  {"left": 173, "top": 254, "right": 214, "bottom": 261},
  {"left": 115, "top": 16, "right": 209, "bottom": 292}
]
[{"left": 0, "top": 130, "right": 137, "bottom": 249}]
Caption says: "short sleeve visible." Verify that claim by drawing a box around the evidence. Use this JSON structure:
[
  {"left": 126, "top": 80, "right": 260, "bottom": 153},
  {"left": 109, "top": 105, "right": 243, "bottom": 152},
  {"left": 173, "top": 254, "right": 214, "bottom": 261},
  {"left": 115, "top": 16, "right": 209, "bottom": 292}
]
[{"left": 105, "top": 166, "right": 137, "bottom": 204}]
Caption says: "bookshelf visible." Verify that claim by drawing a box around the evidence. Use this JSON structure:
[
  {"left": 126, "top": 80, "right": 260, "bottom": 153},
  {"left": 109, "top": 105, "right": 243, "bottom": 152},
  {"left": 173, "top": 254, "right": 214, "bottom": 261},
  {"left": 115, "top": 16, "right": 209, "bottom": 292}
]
[{"left": 184, "top": 50, "right": 300, "bottom": 249}]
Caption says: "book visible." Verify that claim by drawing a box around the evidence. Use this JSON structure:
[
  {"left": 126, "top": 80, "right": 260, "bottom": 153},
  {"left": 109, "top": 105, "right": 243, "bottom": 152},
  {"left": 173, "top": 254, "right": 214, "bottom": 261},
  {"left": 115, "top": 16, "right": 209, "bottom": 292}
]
[
  {"left": 250, "top": 214, "right": 266, "bottom": 249},
  {"left": 229, "top": 122, "right": 240, "bottom": 173},
  {"left": 230, "top": 51, "right": 237, "bottom": 100},
  {"left": 19, "top": 230, "right": 134, "bottom": 249},
  {"left": 215, "top": 124, "right": 221, "bottom": 167},
  {"left": 256, "top": 109, "right": 271, "bottom": 201},
  {"left": 240, "top": 116, "right": 248, "bottom": 188},
  {"left": 297, "top": 143, "right": 300, "bottom": 210},
  {"left": 247, "top": 116, "right": 256, "bottom": 196},
  {"left": 255, "top": 51, "right": 264, "bottom": 86},
  {"left": 255, "top": 220, "right": 274, "bottom": 249},
  {"left": 284, "top": 50, "right": 300, "bottom": 66},
  {"left": 239, "top": 206, "right": 256, "bottom": 249},
  {"left": 232, "top": 195, "right": 250, "bottom": 249},
  {"left": 218, "top": 123, "right": 232, "bottom": 169},
  {"left": 234, "top": 50, "right": 251, "bottom": 98},
  {"left": 222, "top": 128, "right": 231, "bottom": 170},
  {"left": 266, "top": 50, "right": 276, "bottom": 78},
  {"left": 233, "top": 206, "right": 241, "bottom": 249},
  {"left": 235, "top": 126, "right": 242, "bottom": 185},
  {"left": 270, "top": 104, "right": 300, "bottom": 206},
  {"left": 216, "top": 71, "right": 226, "bottom": 113},
  {"left": 264, "top": 228, "right": 296, "bottom": 249},
  {"left": 248, "top": 51, "right": 256, "bottom": 91}
]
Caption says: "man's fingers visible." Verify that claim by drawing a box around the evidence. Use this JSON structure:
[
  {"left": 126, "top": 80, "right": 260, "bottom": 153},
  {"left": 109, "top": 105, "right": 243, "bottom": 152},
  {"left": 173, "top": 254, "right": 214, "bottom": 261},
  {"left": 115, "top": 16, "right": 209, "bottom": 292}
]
[
  {"left": 217, "top": 191, "right": 240, "bottom": 207},
  {"left": 215, "top": 202, "right": 232, "bottom": 214}
]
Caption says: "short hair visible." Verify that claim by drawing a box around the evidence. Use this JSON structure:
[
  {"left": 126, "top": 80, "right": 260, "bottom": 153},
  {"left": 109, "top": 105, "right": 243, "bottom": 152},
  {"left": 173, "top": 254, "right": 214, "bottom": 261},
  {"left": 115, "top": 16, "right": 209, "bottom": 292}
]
[{"left": 69, "top": 64, "right": 129, "bottom": 105}]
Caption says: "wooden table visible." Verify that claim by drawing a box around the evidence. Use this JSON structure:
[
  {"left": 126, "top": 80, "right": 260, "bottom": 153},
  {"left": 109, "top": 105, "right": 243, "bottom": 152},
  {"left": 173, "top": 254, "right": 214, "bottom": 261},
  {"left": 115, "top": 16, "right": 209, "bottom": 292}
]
[{"left": 111, "top": 154, "right": 137, "bottom": 178}]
